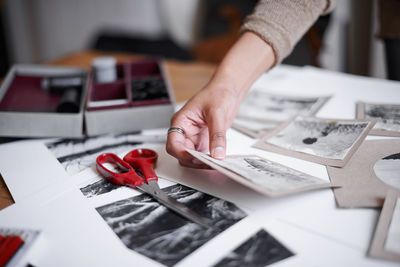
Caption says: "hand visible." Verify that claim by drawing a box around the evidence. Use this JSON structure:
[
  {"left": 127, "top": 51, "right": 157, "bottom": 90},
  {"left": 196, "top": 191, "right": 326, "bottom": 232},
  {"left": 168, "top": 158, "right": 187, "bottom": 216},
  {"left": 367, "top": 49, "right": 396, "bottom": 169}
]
[
  {"left": 166, "top": 83, "right": 240, "bottom": 168},
  {"left": 166, "top": 32, "right": 275, "bottom": 168}
]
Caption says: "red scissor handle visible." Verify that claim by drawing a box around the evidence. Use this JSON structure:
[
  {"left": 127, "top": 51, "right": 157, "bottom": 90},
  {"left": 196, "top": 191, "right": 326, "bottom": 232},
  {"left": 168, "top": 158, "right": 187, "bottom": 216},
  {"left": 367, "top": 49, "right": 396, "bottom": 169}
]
[
  {"left": 123, "top": 149, "right": 158, "bottom": 182},
  {"left": 96, "top": 153, "right": 144, "bottom": 188}
]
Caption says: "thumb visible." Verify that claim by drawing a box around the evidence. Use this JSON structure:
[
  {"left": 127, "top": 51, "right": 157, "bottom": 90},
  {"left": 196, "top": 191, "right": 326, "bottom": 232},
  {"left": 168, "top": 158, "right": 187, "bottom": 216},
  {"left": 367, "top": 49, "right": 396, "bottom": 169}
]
[{"left": 207, "top": 111, "right": 227, "bottom": 160}]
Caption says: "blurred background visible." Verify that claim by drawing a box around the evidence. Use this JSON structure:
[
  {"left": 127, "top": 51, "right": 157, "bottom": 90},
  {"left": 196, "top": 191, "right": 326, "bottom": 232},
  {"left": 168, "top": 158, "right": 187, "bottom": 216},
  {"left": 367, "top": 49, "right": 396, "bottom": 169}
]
[{"left": 0, "top": 0, "right": 398, "bottom": 80}]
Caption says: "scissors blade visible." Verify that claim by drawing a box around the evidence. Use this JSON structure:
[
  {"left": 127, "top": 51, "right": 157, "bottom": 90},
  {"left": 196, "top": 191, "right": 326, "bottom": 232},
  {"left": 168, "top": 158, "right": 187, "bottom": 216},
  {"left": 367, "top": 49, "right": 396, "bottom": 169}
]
[{"left": 137, "top": 181, "right": 212, "bottom": 228}]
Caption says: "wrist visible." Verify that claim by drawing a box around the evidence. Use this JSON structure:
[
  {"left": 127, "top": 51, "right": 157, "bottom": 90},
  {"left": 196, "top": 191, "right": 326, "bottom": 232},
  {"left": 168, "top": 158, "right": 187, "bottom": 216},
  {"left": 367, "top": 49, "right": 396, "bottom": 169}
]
[
  {"left": 206, "top": 32, "right": 275, "bottom": 99},
  {"left": 204, "top": 73, "right": 240, "bottom": 97}
]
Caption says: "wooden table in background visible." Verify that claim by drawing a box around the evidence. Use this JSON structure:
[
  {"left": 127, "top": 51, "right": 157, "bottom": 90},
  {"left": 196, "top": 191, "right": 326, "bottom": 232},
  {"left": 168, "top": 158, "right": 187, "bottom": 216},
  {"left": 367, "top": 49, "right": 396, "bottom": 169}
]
[{"left": 0, "top": 50, "right": 217, "bottom": 210}]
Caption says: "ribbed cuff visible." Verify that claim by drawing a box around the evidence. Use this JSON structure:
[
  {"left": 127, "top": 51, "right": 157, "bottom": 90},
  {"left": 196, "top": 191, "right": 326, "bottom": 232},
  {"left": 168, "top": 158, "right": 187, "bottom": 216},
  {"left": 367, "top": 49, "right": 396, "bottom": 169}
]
[{"left": 240, "top": 0, "right": 335, "bottom": 66}]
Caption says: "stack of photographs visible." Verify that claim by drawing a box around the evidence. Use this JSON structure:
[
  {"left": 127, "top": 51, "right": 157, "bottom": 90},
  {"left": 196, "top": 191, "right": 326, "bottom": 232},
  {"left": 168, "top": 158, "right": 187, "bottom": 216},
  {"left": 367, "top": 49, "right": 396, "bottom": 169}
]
[
  {"left": 254, "top": 116, "right": 375, "bottom": 167},
  {"left": 233, "top": 91, "right": 330, "bottom": 138},
  {"left": 356, "top": 101, "right": 400, "bottom": 137},
  {"left": 186, "top": 149, "right": 331, "bottom": 197}
]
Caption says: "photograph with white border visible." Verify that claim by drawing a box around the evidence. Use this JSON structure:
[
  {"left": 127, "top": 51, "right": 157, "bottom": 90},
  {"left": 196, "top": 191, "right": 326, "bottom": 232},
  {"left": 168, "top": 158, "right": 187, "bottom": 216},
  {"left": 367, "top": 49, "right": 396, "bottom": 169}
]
[
  {"left": 255, "top": 116, "right": 374, "bottom": 167},
  {"left": 187, "top": 149, "right": 331, "bottom": 197},
  {"left": 357, "top": 102, "right": 400, "bottom": 136},
  {"left": 237, "top": 91, "right": 330, "bottom": 122}
]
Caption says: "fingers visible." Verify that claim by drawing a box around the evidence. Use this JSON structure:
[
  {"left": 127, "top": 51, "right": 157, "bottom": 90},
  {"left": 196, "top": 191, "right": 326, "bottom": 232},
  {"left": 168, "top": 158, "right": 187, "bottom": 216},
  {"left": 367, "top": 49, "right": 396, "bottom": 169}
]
[
  {"left": 166, "top": 135, "right": 210, "bottom": 169},
  {"left": 207, "top": 108, "right": 227, "bottom": 160},
  {"left": 194, "top": 128, "right": 209, "bottom": 153},
  {"left": 167, "top": 89, "right": 231, "bottom": 167},
  {"left": 178, "top": 159, "right": 211, "bottom": 169},
  {"left": 166, "top": 114, "right": 210, "bottom": 169},
  {"left": 166, "top": 129, "right": 193, "bottom": 163}
]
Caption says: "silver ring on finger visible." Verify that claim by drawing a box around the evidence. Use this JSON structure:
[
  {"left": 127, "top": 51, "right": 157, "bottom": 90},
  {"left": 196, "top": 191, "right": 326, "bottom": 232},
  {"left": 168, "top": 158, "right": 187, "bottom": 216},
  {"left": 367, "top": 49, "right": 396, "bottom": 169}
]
[{"left": 167, "top": 127, "right": 186, "bottom": 138}]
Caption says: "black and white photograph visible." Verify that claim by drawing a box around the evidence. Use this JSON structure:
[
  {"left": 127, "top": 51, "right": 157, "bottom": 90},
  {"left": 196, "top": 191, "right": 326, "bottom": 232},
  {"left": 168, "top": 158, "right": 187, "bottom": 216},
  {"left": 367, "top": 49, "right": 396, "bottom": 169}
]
[
  {"left": 96, "top": 184, "right": 247, "bottom": 267},
  {"left": 373, "top": 153, "right": 400, "bottom": 191},
  {"left": 46, "top": 132, "right": 164, "bottom": 175},
  {"left": 80, "top": 178, "right": 121, "bottom": 198},
  {"left": 237, "top": 91, "right": 330, "bottom": 122},
  {"left": 232, "top": 117, "right": 280, "bottom": 138},
  {"left": 213, "top": 229, "right": 294, "bottom": 267},
  {"left": 186, "top": 149, "right": 330, "bottom": 197},
  {"left": 257, "top": 116, "right": 373, "bottom": 166},
  {"left": 357, "top": 102, "right": 400, "bottom": 136},
  {"left": 198, "top": 153, "right": 328, "bottom": 193}
]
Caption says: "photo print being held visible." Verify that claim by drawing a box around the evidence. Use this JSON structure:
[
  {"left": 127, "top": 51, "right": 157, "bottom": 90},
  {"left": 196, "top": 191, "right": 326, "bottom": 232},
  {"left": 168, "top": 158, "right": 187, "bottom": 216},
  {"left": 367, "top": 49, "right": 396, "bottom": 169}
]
[{"left": 166, "top": 0, "right": 335, "bottom": 167}]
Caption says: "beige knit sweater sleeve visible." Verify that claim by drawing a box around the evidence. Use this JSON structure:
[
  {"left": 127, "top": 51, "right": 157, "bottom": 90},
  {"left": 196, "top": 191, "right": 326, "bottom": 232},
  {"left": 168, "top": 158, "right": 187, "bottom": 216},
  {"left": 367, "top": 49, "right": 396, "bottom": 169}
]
[{"left": 241, "top": 0, "right": 335, "bottom": 65}]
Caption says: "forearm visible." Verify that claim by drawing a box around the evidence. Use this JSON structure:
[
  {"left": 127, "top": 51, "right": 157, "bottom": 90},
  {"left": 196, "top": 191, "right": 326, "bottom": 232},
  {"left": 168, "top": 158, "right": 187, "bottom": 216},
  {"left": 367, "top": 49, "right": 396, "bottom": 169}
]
[{"left": 205, "top": 31, "right": 275, "bottom": 102}]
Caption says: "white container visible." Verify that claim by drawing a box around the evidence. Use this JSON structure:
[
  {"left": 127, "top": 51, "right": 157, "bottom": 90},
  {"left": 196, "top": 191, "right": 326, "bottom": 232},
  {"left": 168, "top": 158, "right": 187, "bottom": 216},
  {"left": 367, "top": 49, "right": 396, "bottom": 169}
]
[
  {"left": 0, "top": 64, "right": 87, "bottom": 138},
  {"left": 91, "top": 56, "right": 117, "bottom": 84},
  {"left": 85, "top": 60, "right": 176, "bottom": 136}
]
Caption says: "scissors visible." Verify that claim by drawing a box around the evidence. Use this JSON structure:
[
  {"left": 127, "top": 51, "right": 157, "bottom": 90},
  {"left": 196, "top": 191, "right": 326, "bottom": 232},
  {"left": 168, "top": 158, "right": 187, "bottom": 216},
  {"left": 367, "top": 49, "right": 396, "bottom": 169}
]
[{"left": 96, "top": 148, "right": 211, "bottom": 228}]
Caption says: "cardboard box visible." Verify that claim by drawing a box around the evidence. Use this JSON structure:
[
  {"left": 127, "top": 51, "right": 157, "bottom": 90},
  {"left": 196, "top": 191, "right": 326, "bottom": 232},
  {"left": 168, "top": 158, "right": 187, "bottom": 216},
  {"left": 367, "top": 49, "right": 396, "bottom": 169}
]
[
  {"left": 85, "top": 59, "right": 175, "bottom": 136},
  {"left": 0, "top": 65, "right": 88, "bottom": 138}
]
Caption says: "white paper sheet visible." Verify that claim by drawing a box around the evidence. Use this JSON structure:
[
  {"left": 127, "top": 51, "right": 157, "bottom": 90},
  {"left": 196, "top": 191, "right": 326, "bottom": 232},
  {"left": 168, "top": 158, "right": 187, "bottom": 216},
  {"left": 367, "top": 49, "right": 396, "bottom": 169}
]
[{"left": 0, "top": 141, "right": 69, "bottom": 202}]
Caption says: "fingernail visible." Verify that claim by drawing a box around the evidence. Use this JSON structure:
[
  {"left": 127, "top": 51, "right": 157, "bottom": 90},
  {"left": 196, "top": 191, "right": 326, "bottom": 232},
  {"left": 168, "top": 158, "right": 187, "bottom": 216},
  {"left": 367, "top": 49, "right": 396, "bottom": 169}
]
[
  {"left": 212, "top": 146, "right": 225, "bottom": 160},
  {"left": 192, "top": 158, "right": 202, "bottom": 165}
]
